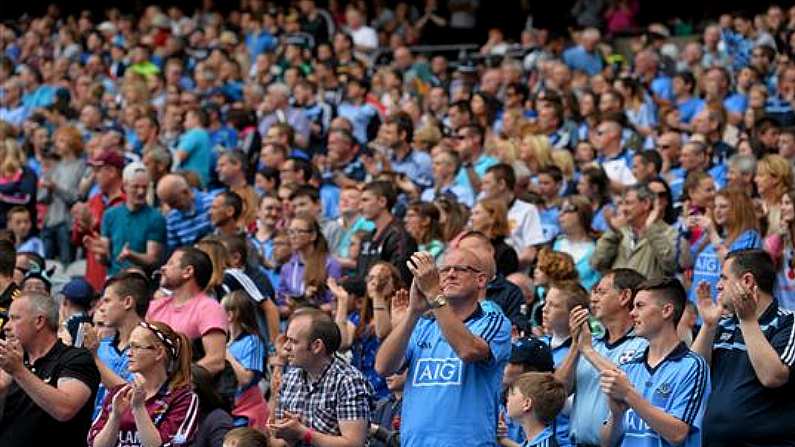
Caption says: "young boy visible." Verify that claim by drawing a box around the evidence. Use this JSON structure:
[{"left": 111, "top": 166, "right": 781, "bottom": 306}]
[
  {"left": 503, "top": 372, "right": 567, "bottom": 447},
  {"left": 6, "top": 206, "right": 44, "bottom": 257}
]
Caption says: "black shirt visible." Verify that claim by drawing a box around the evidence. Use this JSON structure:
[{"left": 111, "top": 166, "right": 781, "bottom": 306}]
[
  {"left": 356, "top": 218, "right": 418, "bottom": 286},
  {"left": 486, "top": 275, "right": 525, "bottom": 327},
  {"left": 702, "top": 301, "right": 795, "bottom": 446},
  {"left": 491, "top": 237, "right": 519, "bottom": 277},
  {"left": 0, "top": 281, "right": 20, "bottom": 332},
  {"left": 0, "top": 339, "right": 100, "bottom": 447}
]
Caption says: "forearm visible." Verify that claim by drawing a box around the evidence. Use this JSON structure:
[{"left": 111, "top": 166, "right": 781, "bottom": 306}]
[
  {"left": 466, "top": 167, "right": 481, "bottom": 193},
  {"left": 581, "top": 346, "right": 616, "bottom": 373},
  {"left": 740, "top": 320, "right": 790, "bottom": 387},
  {"left": 691, "top": 324, "right": 716, "bottom": 363},
  {"left": 125, "top": 247, "right": 161, "bottom": 268},
  {"left": 625, "top": 390, "right": 690, "bottom": 445},
  {"left": 334, "top": 310, "right": 353, "bottom": 350},
  {"left": 310, "top": 425, "right": 367, "bottom": 447},
  {"left": 227, "top": 356, "right": 255, "bottom": 385},
  {"left": 601, "top": 408, "right": 625, "bottom": 447},
  {"left": 375, "top": 312, "right": 419, "bottom": 375},
  {"left": 434, "top": 306, "right": 489, "bottom": 362},
  {"left": 91, "top": 414, "right": 122, "bottom": 447},
  {"left": 132, "top": 405, "right": 163, "bottom": 447},
  {"left": 554, "top": 345, "right": 580, "bottom": 394},
  {"left": 12, "top": 368, "right": 80, "bottom": 421},
  {"left": 372, "top": 299, "right": 392, "bottom": 340}
]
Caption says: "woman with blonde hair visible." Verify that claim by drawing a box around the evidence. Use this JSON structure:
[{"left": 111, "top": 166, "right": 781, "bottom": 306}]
[
  {"left": 687, "top": 188, "right": 761, "bottom": 301},
  {"left": 469, "top": 197, "right": 519, "bottom": 276},
  {"left": 765, "top": 189, "right": 795, "bottom": 310},
  {"left": 0, "top": 138, "right": 38, "bottom": 229},
  {"left": 551, "top": 148, "right": 576, "bottom": 195},
  {"left": 39, "top": 125, "right": 86, "bottom": 264},
  {"left": 755, "top": 154, "right": 794, "bottom": 235},
  {"left": 518, "top": 133, "right": 554, "bottom": 180},
  {"left": 276, "top": 212, "right": 341, "bottom": 314},
  {"left": 88, "top": 321, "right": 199, "bottom": 447}
]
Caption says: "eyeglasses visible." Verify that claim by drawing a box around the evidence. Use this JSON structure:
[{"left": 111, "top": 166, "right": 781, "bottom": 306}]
[
  {"left": 287, "top": 229, "right": 313, "bottom": 235},
  {"left": 129, "top": 343, "right": 158, "bottom": 352},
  {"left": 561, "top": 204, "right": 578, "bottom": 213},
  {"left": 439, "top": 265, "right": 481, "bottom": 275}
]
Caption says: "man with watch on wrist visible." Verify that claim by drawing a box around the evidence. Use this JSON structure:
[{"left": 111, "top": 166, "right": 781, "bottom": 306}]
[{"left": 375, "top": 249, "right": 511, "bottom": 447}]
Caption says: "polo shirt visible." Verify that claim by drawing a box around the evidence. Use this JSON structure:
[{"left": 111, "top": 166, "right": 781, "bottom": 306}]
[
  {"left": 228, "top": 332, "right": 266, "bottom": 393},
  {"left": 391, "top": 149, "right": 433, "bottom": 189},
  {"left": 522, "top": 425, "right": 557, "bottom": 447},
  {"left": 454, "top": 152, "right": 499, "bottom": 195},
  {"left": 702, "top": 302, "right": 795, "bottom": 446},
  {"left": 401, "top": 304, "right": 511, "bottom": 447},
  {"left": 101, "top": 203, "right": 167, "bottom": 276},
  {"left": 598, "top": 149, "right": 636, "bottom": 187},
  {"left": 569, "top": 329, "right": 648, "bottom": 445},
  {"left": 543, "top": 336, "right": 573, "bottom": 447},
  {"left": 164, "top": 190, "right": 215, "bottom": 252},
  {"left": 615, "top": 343, "right": 710, "bottom": 447},
  {"left": 0, "top": 281, "right": 21, "bottom": 329},
  {"left": 562, "top": 45, "right": 603, "bottom": 76},
  {"left": 507, "top": 199, "right": 546, "bottom": 250},
  {"left": 146, "top": 293, "right": 227, "bottom": 341},
  {"left": 0, "top": 340, "right": 100, "bottom": 447}
]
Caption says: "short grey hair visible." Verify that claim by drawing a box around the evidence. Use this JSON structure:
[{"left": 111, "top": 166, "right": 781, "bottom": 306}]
[
  {"left": 267, "top": 82, "right": 290, "bottom": 99},
  {"left": 624, "top": 183, "right": 655, "bottom": 203},
  {"left": 728, "top": 153, "right": 757, "bottom": 175},
  {"left": 22, "top": 292, "right": 59, "bottom": 331},
  {"left": 123, "top": 161, "right": 149, "bottom": 183}
]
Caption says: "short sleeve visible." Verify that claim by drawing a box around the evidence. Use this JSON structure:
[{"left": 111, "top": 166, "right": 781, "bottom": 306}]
[
  {"left": 771, "top": 314, "right": 795, "bottom": 369},
  {"left": 196, "top": 298, "right": 228, "bottom": 337},
  {"left": 665, "top": 356, "right": 711, "bottom": 430},
  {"left": 232, "top": 335, "right": 265, "bottom": 374},
  {"left": 158, "top": 389, "right": 200, "bottom": 446},
  {"left": 178, "top": 131, "right": 197, "bottom": 155},
  {"left": 147, "top": 212, "right": 167, "bottom": 244},
  {"left": 335, "top": 374, "right": 373, "bottom": 421},
  {"left": 476, "top": 312, "right": 512, "bottom": 367},
  {"left": 59, "top": 347, "right": 100, "bottom": 394},
  {"left": 100, "top": 210, "right": 112, "bottom": 239}
]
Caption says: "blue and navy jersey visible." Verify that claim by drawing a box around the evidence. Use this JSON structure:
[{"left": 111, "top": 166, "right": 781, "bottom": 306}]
[
  {"left": 522, "top": 425, "right": 557, "bottom": 447},
  {"left": 703, "top": 302, "right": 795, "bottom": 446},
  {"left": 228, "top": 332, "right": 266, "bottom": 394},
  {"left": 570, "top": 330, "right": 648, "bottom": 445},
  {"left": 93, "top": 335, "right": 134, "bottom": 418},
  {"left": 401, "top": 304, "right": 511, "bottom": 447},
  {"left": 615, "top": 343, "right": 710, "bottom": 447},
  {"left": 542, "top": 336, "right": 572, "bottom": 447}
]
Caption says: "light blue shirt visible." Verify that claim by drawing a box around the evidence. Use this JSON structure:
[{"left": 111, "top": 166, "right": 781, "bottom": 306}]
[{"left": 177, "top": 128, "right": 214, "bottom": 186}]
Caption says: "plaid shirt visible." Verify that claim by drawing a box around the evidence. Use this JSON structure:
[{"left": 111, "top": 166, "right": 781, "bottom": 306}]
[{"left": 277, "top": 355, "right": 374, "bottom": 443}]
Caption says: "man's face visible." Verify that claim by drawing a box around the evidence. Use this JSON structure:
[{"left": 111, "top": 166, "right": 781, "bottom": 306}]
[
  {"left": 5, "top": 297, "right": 40, "bottom": 346},
  {"left": 536, "top": 174, "right": 558, "bottom": 200},
  {"left": 679, "top": 145, "right": 704, "bottom": 171},
  {"left": 260, "top": 144, "right": 285, "bottom": 169},
  {"left": 125, "top": 173, "right": 149, "bottom": 208},
  {"left": 134, "top": 118, "right": 156, "bottom": 141},
  {"left": 98, "top": 284, "right": 129, "bottom": 328},
  {"left": 432, "top": 153, "right": 455, "bottom": 180},
  {"left": 94, "top": 165, "right": 120, "bottom": 192},
  {"left": 279, "top": 160, "right": 300, "bottom": 185},
  {"left": 210, "top": 195, "right": 233, "bottom": 227},
  {"left": 359, "top": 190, "right": 383, "bottom": 220},
  {"left": 283, "top": 315, "right": 316, "bottom": 369},
  {"left": 257, "top": 197, "right": 281, "bottom": 227},
  {"left": 594, "top": 123, "right": 618, "bottom": 150},
  {"left": 591, "top": 274, "right": 624, "bottom": 321},
  {"left": 327, "top": 132, "right": 354, "bottom": 164},
  {"left": 8, "top": 212, "right": 31, "bottom": 239},
  {"left": 657, "top": 133, "right": 680, "bottom": 162},
  {"left": 339, "top": 188, "right": 362, "bottom": 215},
  {"left": 480, "top": 172, "right": 502, "bottom": 198},
  {"left": 760, "top": 126, "right": 781, "bottom": 149},
  {"left": 160, "top": 251, "right": 189, "bottom": 289},
  {"left": 629, "top": 290, "right": 667, "bottom": 338},
  {"left": 291, "top": 195, "right": 318, "bottom": 217},
  {"left": 619, "top": 191, "right": 650, "bottom": 225},
  {"left": 439, "top": 250, "right": 485, "bottom": 300},
  {"left": 216, "top": 156, "right": 241, "bottom": 184},
  {"left": 379, "top": 122, "right": 401, "bottom": 148},
  {"left": 542, "top": 287, "right": 569, "bottom": 334}
]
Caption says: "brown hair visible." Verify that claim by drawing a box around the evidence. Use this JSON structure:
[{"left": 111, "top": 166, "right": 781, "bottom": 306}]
[
  {"left": 140, "top": 321, "right": 193, "bottom": 390},
  {"left": 435, "top": 196, "right": 470, "bottom": 242},
  {"left": 549, "top": 280, "right": 590, "bottom": 312},
  {"left": 195, "top": 237, "right": 230, "bottom": 293},
  {"left": 53, "top": 126, "right": 83, "bottom": 157},
  {"left": 562, "top": 195, "right": 595, "bottom": 237},
  {"left": 536, "top": 248, "right": 578, "bottom": 282},
  {"left": 221, "top": 290, "right": 262, "bottom": 341},
  {"left": 291, "top": 212, "right": 329, "bottom": 294},
  {"left": 716, "top": 189, "right": 759, "bottom": 246},
  {"left": 224, "top": 427, "right": 270, "bottom": 447},
  {"left": 406, "top": 200, "right": 442, "bottom": 244},
  {"left": 510, "top": 372, "right": 566, "bottom": 424},
  {"left": 476, "top": 198, "right": 510, "bottom": 238}
]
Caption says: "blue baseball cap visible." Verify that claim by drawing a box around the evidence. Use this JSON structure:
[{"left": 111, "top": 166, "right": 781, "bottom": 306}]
[
  {"left": 509, "top": 336, "right": 554, "bottom": 372},
  {"left": 60, "top": 277, "right": 95, "bottom": 308}
]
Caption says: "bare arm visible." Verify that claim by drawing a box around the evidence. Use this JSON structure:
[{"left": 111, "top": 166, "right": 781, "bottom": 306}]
[
  {"left": 196, "top": 331, "right": 227, "bottom": 376},
  {"left": 739, "top": 318, "right": 791, "bottom": 388},
  {"left": 261, "top": 300, "right": 280, "bottom": 345},
  {"left": 372, "top": 293, "right": 393, "bottom": 340},
  {"left": 12, "top": 370, "right": 92, "bottom": 422},
  {"left": 120, "top": 241, "right": 164, "bottom": 269},
  {"left": 226, "top": 351, "right": 255, "bottom": 386},
  {"left": 374, "top": 309, "right": 421, "bottom": 376},
  {"left": 307, "top": 419, "right": 368, "bottom": 447},
  {"left": 432, "top": 304, "right": 491, "bottom": 363}
]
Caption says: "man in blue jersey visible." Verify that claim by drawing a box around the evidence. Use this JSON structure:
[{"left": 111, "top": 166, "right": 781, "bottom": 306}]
[
  {"left": 600, "top": 277, "right": 710, "bottom": 447},
  {"left": 692, "top": 249, "right": 795, "bottom": 446},
  {"left": 375, "top": 249, "right": 511, "bottom": 447},
  {"left": 555, "top": 268, "right": 648, "bottom": 447}
]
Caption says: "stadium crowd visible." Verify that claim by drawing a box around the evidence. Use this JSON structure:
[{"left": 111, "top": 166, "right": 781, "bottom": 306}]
[{"left": 0, "top": 1, "right": 794, "bottom": 446}]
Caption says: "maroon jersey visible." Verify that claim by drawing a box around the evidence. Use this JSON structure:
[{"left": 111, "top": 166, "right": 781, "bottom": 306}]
[{"left": 88, "top": 384, "right": 199, "bottom": 447}]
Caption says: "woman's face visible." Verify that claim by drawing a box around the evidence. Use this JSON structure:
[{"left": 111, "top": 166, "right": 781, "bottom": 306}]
[
  {"left": 368, "top": 264, "right": 395, "bottom": 297},
  {"left": 288, "top": 218, "right": 316, "bottom": 251},
  {"left": 755, "top": 166, "right": 776, "bottom": 195},
  {"left": 579, "top": 94, "right": 595, "bottom": 116},
  {"left": 470, "top": 95, "right": 485, "bottom": 115},
  {"left": 404, "top": 208, "right": 428, "bottom": 241},
  {"left": 713, "top": 195, "right": 731, "bottom": 226},
  {"left": 469, "top": 204, "right": 492, "bottom": 234},
  {"left": 781, "top": 193, "right": 795, "bottom": 222},
  {"left": 127, "top": 326, "right": 164, "bottom": 373},
  {"left": 558, "top": 201, "right": 582, "bottom": 234},
  {"left": 691, "top": 178, "right": 717, "bottom": 208}
]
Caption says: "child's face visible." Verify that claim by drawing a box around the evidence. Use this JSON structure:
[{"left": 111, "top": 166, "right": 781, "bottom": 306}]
[
  {"left": 348, "top": 236, "right": 363, "bottom": 258},
  {"left": 505, "top": 386, "right": 528, "bottom": 419},
  {"left": 8, "top": 212, "right": 31, "bottom": 238}
]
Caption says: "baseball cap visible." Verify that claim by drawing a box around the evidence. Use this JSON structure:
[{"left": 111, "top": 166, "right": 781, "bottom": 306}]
[
  {"left": 60, "top": 277, "right": 95, "bottom": 308},
  {"left": 509, "top": 336, "right": 554, "bottom": 372},
  {"left": 88, "top": 150, "right": 126, "bottom": 170}
]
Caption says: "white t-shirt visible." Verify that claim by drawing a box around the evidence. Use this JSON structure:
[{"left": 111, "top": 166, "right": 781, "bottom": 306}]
[
  {"left": 602, "top": 157, "right": 637, "bottom": 186},
  {"left": 507, "top": 199, "right": 545, "bottom": 251},
  {"left": 349, "top": 26, "right": 378, "bottom": 50}
]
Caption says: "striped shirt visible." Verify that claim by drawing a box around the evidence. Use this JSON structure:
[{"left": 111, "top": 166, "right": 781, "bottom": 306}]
[{"left": 164, "top": 190, "right": 216, "bottom": 252}]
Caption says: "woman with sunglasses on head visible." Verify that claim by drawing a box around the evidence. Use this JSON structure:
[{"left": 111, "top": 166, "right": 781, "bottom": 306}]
[
  {"left": 552, "top": 195, "right": 601, "bottom": 291},
  {"left": 88, "top": 321, "right": 199, "bottom": 447}
]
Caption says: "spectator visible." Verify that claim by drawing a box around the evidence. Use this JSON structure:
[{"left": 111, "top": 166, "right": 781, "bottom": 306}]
[
  {"left": 175, "top": 108, "right": 214, "bottom": 187},
  {"left": 755, "top": 154, "right": 793, "bottom": 236},
  {"left": 210, "top": 190, "right": 246, "bottom": 238},
  {"left": 147, "top": 246, "right": 228, "bottom": 376},
  {"left": 404, "top": 200, "right": 445, "bottom": 260},
  {"left": 379, "top": 112, "right": 433, "bottom": 192},
  {"left": 88, "top": 321, "right": 199, "bottom": 447},
  {"left": 562, "top": 28, "right": 603, "bottom": 76},
  {"left": 725, "top": 153, "right": 757, "bottom": 197},
  {"left": 592, "top": 183, "right": 677, "bottom": 279},
  {"left": 6, "top": 206, "right": 44, "bottom": 257},
  {"left": 593, "top": 117, "right": 636, "bottom": 191},
  {"left": 600, "top": 277, "right": 710, "bottom": 446},
  {"left": 375, "top": 249, "right": 511, "bottom": 446},
  {"left": 469, "top": 197, "right": 520, "bottom": 277},
  {"left": 156, "top": 174, "right": 215, "bottom": 253},
  {"left": 273, "top": 308, "right": 373, "bottom": 445},
  {"left": 453, "top": 124, "right": 498, "bottom": 194},
  {"left": 277, "top": 213, "right": 341, "bottom": 314},
  {"left": 557, "top": 268, "right": 648, "bottom": 446},
  {"left": 57, "top": 276, "right": 95, "bottom": 347},
  {"left": 356, "top": 181, "right": 417, "bottom": 286},
  {"left": 765, "top": 188, "right": 795, "bottom": 310},
  {"left": 289, "top": 185, "right": 344, "bottom": 254},
  {"left": 0, "top": 138, "right": 37, "bottom": 231},
  {"left": 217, "top": 150, "right": 259, "bottom": 229},
  {"left": 553, "top": 195, "right": 601, "bottom": 291},
  {"left": 258, "top": 83, "right": 310, "bottom": 150},
  {"left": 192, "top": 365, "right": 234, "bottom": 447},
  {"left": 693, "top": 249, "right": 795, "bottom": 446},
  {"left": 503, "top": 372, "right": 567, "bottom": 447},
  {"left": 334, "top": 185, "right": 376, "bottom": 265},
  {"left": 0, "top": 291, "right": 100, "bottom": 447},
  {"left": 223, "top": 427, "right": 268, "bottom": 447},
  {"left": 422, "top": 148, "right": 475, "bottom": 208},
  {"left": 369, "top": 369, "right": 406, "bottom": 447}
]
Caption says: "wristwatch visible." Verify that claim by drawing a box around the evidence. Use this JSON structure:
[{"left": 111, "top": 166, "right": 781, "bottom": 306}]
[{"left": 428, "top": 294, "right": 449, "bottom": 309}]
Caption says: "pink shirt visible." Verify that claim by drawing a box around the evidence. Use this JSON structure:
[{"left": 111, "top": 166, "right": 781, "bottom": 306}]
[{"left": 146, "top": 293, "right": 227, "bottom": 340}]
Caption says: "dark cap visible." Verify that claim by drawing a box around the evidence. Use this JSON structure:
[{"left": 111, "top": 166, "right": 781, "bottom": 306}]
[
  {"left": 88, "top": 150, "right": 126, "bottom": 170},
  {"left": 60, "top": 277, "right": 95, "bottom": 308},
  {"left": 509, "top": 336, "right": 554, "bottom": 372}
]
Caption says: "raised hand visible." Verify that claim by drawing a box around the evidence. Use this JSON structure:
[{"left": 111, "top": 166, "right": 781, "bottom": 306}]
[
  {"left": 695, "top": 281, "right": 722, "bottom": 326},
  {"left": 408, "top": 280, "right": 430, "bottom": 317},
  {"left": 111, "top": 386, "right": 132, "bottom": 418},
  {"left": 390, "top": 289, "right": 409, "bottom": 325},
  {"left": 407, "top": 252, "right": 441, "bottom": 298},
  {"left": 82, "top": 324, "right": 100, "bottom": 354},
  {"left": 726, "top": 279, "right": 758, "bottom": 323},
  {"left": 569, "top": 306, "right": 592, "bottom": 350},
  {"left": 600, "top": 368, "right": 634, "bottom": 403}
]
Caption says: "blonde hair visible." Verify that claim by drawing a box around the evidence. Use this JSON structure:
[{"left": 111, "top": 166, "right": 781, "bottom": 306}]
[
  {"left": 758, "top": 154, "right": 793, "bottom": 200},
  {"left": 520, "top": 134, "right": 553, "bottom": 173},
  {"left": 0, "top": 138, "right": 25, "bottom": 177},
  {"left": 551, "top": 148, "right": 575, "bottom": 180}
]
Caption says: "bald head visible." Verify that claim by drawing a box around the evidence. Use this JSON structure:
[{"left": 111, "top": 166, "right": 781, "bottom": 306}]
[
  {"left": 455, "top": 232, "right": 496, "bottom": 280},
  {"left": 156, "top": 174, "right": 191, "bottom": 209}
]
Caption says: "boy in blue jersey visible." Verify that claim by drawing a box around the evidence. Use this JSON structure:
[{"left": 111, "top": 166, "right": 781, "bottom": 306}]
[
  {"left": 375, "top": 249, "right": 512, "bottom": 447},
  {"left": 503, "top": 372, "right": 567, "bottom": 447},
  {"left": 600, "top": 277, "right": 710, "bottom": 447}
]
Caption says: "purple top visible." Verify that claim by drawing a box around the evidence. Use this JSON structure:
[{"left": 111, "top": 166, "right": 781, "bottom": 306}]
[{"left": 276, "top": 252, "right": 341, "bottom": 305}]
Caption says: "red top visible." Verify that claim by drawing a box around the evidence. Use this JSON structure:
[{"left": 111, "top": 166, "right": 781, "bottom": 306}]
[
  {"left": 71, "top": 192, "right": 125, "bottom": 291},
  {"left": 87, "top": 384, "right": 199, "bottom": 447}
]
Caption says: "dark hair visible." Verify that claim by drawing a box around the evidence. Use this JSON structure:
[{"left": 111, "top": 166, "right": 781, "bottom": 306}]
[
  {"left": 580, "top": 166, "right": 610, "bottom": 205},
  {"left": 290, "top": 184, "right": 320, "bottom": 204},
  {"left": 105, "top": 271, "right": 152, "bottom": 318},
  {"left": 218, "top": 234, "right": 248, "bottom": 267},
  {"left": 486, "top": 163, "right": 516, "bottom": 190},
  {"left": 726, "top": 249, "right": 776, "bottom": 296},
  {"left": 0, "top": 239, "right": 15, "bottom": 277},
  {"left": 636, "top": 277, "right": 687, "bottom": 325},
  {"left": 218, "top": 190, "right": 243, "bottom": 221},
  {"left": 272, "top": 122, "right": 296, "bottom": 147},
  {"left": 175, "top": 246, "right": 214, "bottom": 290},
  {"left": 637, "top": 150, "right": 662, "bottom": 175},
  {"left": 364, "top": 180, "right": 398, "bottom": 211},
  {"left": 648, "top": 177, "right": 677, "bottom": 225},
  {"left": 220, "top": 149, "right": 249, "bottom": 173},
  {"left": 538, "top": 165, "right": 563, "bottom": 183},
  {"left": 674, "top": 71, "right": 697, "bottom": 94},
  {"left": 188, "top": 108, "right": 210, "bottom": 127},
  {"left": 385, "top": 112, "right": 414, "bottom": 143},
  {"left": 290, "top": 308, "right": 341, "bottom": 354},
  {"left": 458, "top": 123, "right": 485, "bottom": 146},
  {"left": 6, "top": 205, "right": 30, "bottom": 221},
  {"left": 287, "top": 156, "right": 313, "bottom": 182},
  {"left": 191, "top": 364, "right": 232, "bottom": 413},
  {"left": 607, "top": 268, "right": 646, "bottom": 301},
  {"left": 406, "top": 200, "right": 443, "bottom": 244}
]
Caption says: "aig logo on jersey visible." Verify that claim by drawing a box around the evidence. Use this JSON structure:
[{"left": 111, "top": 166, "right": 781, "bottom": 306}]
[{"left": 413, "top": 358, "right": 463, "bottom": 387}]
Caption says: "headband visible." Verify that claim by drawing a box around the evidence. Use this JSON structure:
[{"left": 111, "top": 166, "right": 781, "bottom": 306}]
[{"left": 138, "top": 321, "right": 179, "bottom": 361}]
